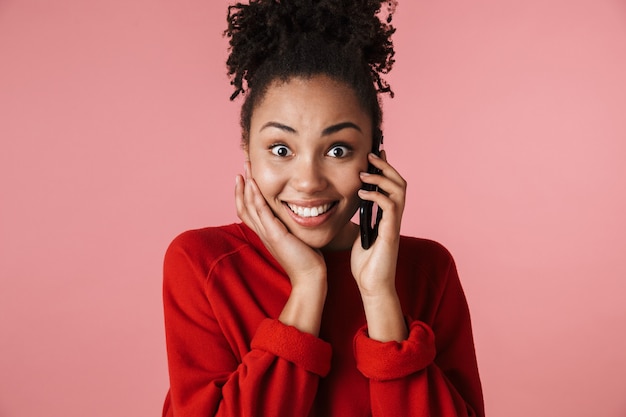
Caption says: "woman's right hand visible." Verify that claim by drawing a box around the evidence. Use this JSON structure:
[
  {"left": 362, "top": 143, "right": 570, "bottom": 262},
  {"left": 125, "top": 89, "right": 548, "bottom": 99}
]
[{"left": 235, "top": 161, "right": 327, "bottom": 335}]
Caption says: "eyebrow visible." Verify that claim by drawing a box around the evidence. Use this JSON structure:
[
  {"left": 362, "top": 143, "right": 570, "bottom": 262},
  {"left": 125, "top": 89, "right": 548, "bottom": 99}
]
[{"left": 260, "top": 121, "right": 362, "bottom": 135}]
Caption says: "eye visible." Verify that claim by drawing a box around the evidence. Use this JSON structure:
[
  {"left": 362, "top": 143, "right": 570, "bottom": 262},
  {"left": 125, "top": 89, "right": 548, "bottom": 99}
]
[
  {"left": 270, "top": 144, "right": 293, "bottom": 157},
  {"left": 326, "top": 145, "right": 351, "bottom": 158}
]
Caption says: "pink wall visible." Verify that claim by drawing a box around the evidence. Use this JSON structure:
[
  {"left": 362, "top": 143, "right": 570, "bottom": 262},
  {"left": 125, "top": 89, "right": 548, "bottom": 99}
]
[{"left": 1, "top": 1, "right": 625, "bottom": 416}]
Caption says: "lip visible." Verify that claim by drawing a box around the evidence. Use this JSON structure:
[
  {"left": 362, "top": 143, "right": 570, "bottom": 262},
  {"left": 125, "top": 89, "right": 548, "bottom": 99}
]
[{"left": 282, "top": 200, "right": 338, "bottom": 227}]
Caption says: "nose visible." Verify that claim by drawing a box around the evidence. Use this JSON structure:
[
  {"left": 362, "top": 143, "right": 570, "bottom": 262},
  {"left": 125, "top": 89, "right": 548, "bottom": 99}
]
[{"left": 290, "top": 156, "right": 328, "bottom": 193}]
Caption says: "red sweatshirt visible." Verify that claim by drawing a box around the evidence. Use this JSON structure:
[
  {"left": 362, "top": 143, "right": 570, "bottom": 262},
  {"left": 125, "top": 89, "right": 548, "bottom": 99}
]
[{"left": 162, "top": 223, "right": 484, "bottom": 417}]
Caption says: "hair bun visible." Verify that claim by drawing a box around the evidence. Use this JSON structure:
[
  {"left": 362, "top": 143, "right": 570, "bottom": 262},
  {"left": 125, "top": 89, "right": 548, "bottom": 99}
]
[{"left": 225, "top": 0, "right": 397, "bottom": 99}]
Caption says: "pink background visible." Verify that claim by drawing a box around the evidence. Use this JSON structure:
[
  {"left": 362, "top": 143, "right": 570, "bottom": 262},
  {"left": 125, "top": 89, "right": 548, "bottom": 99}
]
[{"left": 1, "top": 0, "right": 625, "bottom": 416}]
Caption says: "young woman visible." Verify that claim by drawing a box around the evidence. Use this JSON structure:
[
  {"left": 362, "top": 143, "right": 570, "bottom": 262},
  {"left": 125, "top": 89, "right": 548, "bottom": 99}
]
[{"left": 162, "top": 1, "right": 484, "bottom": 416}]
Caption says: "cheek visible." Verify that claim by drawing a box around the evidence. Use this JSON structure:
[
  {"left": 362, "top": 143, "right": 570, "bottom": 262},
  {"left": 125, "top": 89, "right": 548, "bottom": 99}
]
[
  {"left": 251, "top": 162, "right": 283, "bottom": 199},
  {"left": 338, "top": 164, "right": 366, "bottom": 199},
  {"left": 345, "top": 176, "right": 363, "bottom": 195}
]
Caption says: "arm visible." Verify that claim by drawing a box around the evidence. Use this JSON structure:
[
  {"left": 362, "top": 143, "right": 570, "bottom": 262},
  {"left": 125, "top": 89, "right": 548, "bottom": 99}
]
[
  {"left": 354, "top": 260, "right": 484, "bottom": 417},
  {"left": 351, "top": 151, "right": 409, "bottom": 343},
  {"left": 351, "top": 152, "right": 484, "bottom": 416},
  {"left": 236, "top": 162, "right": 328, "bottom": 337},
  {"left": 164, "top": 163, "right": 333, "bottom": 416},
  {"left": 351, "top": 150, "right": 408, "bottom": 342},
  {"left": 163, "top": 233, "right": 331, "bottom": 417}
]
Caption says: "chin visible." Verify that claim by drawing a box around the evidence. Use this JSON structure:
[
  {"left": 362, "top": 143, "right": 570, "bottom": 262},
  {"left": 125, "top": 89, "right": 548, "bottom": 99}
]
[
  {"left": 292, "top": 221, "right": 357, "bottom": 251},
  {"left": 293, "top": 230, "right": 335, "bottom": 249}
]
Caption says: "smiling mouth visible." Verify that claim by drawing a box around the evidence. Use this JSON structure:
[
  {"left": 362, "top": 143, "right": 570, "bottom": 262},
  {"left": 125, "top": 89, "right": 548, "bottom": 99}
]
[{"left": 285, "top": 202, "right": 337, "bottom": 218}]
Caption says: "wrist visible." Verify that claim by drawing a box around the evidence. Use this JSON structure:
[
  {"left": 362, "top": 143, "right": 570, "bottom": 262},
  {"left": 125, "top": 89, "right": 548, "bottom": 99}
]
[
  {"left": 279, "top": 277, "right": 327, "bottom": 337},
  {"left": 290, "top": 279, "right": 328, "bottom": 301},
  {"left": 357, "top": 281, "right": 397, "bottom": 299},
  {"left": 361, "top": 291, "right": 408, "bottom": 342},
  {"left": 290, "top": 270, "right": 327, "bottom": 293}
]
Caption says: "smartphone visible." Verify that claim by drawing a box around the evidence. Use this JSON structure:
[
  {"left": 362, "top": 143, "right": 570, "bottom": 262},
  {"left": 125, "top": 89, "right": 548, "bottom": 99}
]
[{"left": 359, "top": 129, "right": 383, "bottom": 249}]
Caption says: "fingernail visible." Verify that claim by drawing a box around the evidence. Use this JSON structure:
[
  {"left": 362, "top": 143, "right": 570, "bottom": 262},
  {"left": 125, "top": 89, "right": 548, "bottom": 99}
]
[{"left": 370, "top": 153, "right": 380, "bottom": 158}]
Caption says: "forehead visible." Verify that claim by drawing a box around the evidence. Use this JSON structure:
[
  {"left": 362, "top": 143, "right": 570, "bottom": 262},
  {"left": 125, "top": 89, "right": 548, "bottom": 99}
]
[{"left": 250, "top": 75, "right": 371, "bottom": 128}]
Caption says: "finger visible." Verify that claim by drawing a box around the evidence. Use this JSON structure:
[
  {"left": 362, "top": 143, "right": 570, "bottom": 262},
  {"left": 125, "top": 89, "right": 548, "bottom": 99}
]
[
  {"left": 243, "top": 163, "right": 276, "bottom": 223},
  {"left": 242, "top": 172, "right": 265, "bottom": 231},
  {"left": 247, "top": 175, "right": 290, "bottom": 241},
  {"left": 236, "top": 173, "right": 261, "bottom": 232},
  {"left": 367, "top": 153, "right": 406, "bottom": 186},
  {"left": 358, "top": 188, "right": 402, "bottom": 216},
  {"left": 238, "top": 162, "right": 268, "bottom": 234},
  {"left": 244, "top": 160, "right": 252, "bottom": 180},
  {"left": 242, "top": 161, "right": 259, "bottom": 220},
  {"left": 235, "top": 174, "right": 245, "bottom": 217},
  {"left": 235, "top": 174, "right": 250, "bottom": 221},
  {"left": 360, "top": 171, "right": 406, "bottom": 202},
  {"left": 241, "top": 162, "right": 293, "bottom": 246},
  {"left": 247, "top": 175, "right": 270, "bottom": 221},
  {"left": 362, "top": 153, "right": 406, "bottom": 198},
  {"left": 358, "top": 176, "right": 405, "bottom": 229},
  {"left": 242, "top": 168, "right": 291, "bottom": 245}
]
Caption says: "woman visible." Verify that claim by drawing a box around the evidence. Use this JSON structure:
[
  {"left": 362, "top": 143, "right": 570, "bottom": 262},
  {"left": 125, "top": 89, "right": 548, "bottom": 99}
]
[{"left": 162, "top": 1, "right": 484, "bottom": 416}]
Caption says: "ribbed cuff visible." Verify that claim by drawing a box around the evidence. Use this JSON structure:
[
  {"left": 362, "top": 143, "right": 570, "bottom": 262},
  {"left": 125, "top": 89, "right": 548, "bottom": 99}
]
[
  {"left": 354, "top": 319, "right": 436, "bottom": 381},
  {"left": 251, "top": 319, "right": 332, "bottom": 377}
]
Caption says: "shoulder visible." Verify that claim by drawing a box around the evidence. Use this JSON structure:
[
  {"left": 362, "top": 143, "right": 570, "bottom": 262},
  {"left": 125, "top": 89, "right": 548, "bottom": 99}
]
[
  {"left": 396, "top": 236, "right": 459, "bottom": 287},
  {"left": 398, "top": 235, "right": 455, "bottom": 268},
  {"left": 167, "top": 223, "right": 248, "bottom": 251},
  {"left": 395, "top": 236, "right": 464, "bottom": 316},
  {"left": 164, "top": 223, "right": 252, "bottom": 272}
]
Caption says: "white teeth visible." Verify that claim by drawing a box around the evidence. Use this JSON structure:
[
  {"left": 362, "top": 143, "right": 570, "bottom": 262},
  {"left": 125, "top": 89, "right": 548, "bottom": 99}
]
[{"left": 287, "top": 203, "right": 331, "bottom": 218}]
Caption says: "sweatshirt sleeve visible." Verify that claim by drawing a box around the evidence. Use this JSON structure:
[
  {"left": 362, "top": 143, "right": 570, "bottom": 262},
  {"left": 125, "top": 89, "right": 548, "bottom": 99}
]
[
  {"left": 353, "top": 252, "right": 485, "bottom": 417},
  {"left": 162, "top": 232, "right": 331, "bottom": 417}
]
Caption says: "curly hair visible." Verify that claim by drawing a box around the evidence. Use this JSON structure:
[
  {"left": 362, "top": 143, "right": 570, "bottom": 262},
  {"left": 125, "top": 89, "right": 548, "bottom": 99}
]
[{"left": 225, "top": 0, "right": 398, "bottom": 144}]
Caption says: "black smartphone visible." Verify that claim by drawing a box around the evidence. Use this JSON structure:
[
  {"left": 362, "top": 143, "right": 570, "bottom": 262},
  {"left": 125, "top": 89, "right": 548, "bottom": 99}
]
[{"left": 359, "top": 129, "right": 383, "bottom": 249}]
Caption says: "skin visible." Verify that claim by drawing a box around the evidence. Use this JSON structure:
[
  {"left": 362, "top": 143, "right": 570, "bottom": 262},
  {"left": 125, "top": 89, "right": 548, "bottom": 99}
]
[{"left": 235, "top": 75, "right": 408, "bottom": 342}]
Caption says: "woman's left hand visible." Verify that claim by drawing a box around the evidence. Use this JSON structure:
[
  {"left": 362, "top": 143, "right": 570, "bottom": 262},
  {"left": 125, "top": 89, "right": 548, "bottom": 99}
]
[{"left": 351, "top": 150, "right": 408, "bottom": 341}]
